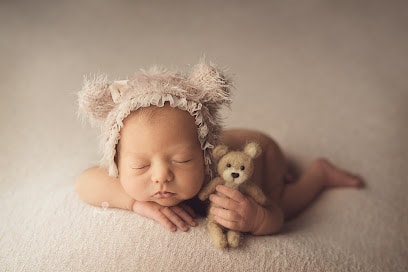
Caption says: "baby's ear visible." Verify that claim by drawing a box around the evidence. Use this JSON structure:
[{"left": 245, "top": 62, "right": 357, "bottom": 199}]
[
  {"left": 212, "top": 145, "right": 229, "bottom": 161},
  {"left": 78, "top": 74, "right": 118, "bottom": 126},
  {"left": 244, "top": 142, "right": 262, "bottom": 159},
  {"left": 188, "top": 60, "right": 232, "bottom": 105}
]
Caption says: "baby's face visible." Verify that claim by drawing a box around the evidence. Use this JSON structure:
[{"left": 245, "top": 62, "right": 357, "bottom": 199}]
[{"left": 117, "top": 105, "right": 205, "bottom": 206}]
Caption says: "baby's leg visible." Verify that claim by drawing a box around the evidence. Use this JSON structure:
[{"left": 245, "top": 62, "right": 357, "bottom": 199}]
[{"left": 281, "top": 158, "right": 363, "bottom": 220}]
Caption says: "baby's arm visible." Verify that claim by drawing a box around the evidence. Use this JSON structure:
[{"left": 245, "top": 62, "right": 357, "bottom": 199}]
[
  {"left": 75, "top": 167, "right": 134, "bottom": 210},
  {"left": 75, "top": 167, "right": 197, "bottom": 232}
]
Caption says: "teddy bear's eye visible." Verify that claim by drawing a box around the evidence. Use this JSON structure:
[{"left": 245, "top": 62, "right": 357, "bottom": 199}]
[
  {"left": 240, "top": 165, "right": 245, "bottom": 171},
  {"left": 226, "top": 163, "right": 231, "bottom": 168}
]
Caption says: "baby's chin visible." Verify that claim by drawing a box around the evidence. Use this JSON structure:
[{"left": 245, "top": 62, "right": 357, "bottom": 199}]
[
  {"left": 153, "top": 198, "right": 183, "bottom": 207},
  {"left": 151, "top": 194, "right": 192, "bottom": 207}
]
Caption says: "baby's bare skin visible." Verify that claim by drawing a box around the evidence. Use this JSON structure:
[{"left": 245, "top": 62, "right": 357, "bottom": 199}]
[
  {"left": 75, "top": 107, "right": 363, "bottom": 235},
  {"left": 214, "top": 129, "right": 363, "bottom": 234}
]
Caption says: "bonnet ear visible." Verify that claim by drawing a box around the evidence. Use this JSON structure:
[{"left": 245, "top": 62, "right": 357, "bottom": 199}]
[
  {"left": 78, "top": 74, "right": 128, "bottom": 126},
  {"left": 188, "top": 61, "right": 232, "bottom": 105}
]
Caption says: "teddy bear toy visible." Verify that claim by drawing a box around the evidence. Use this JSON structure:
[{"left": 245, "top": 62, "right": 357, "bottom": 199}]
[{"left": 198, "top": 142, "right": 267, "bottom": 248}]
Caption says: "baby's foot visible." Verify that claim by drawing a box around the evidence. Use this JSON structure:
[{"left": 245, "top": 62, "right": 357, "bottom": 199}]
[{"left": 315, "top": 158, "right": 364, "bottom": 188}]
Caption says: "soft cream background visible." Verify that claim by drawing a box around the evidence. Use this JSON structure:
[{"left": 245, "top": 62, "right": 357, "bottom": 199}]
[{"left": 1, "top": 1, "right": 407, "bottom": 271}]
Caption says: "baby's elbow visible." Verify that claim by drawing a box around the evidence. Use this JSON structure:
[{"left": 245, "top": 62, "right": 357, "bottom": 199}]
[
  {"left": 74, "top": 167, "right": 97, "bottom": 203},
  {"left": 264, "top": 217, "right": 284, "bottom": 236},
  {"left": 252, "top": 206, "right": 284, "bottom": 236},
  {"left": 270, "top": 207, "right": 284, "bottom": 234},
  {"left": 74, "top": 172, "right": 87, "bottom": 201},
  {"left": 270, "top": 214, "right": 284, "bottom": 235}
]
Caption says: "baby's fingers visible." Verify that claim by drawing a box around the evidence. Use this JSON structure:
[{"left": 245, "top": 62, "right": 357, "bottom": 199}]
[
  {"left": 213, "top": 214, "right": 240, "bottom": 231},
  {"left": 154, "top": 208, "right": 178, "bottom": 232},
  {"left": 173, "top": 205, "right": 197, "bottom": 227},
  {"left": 161, "top": 207, "right": 194, "bottom": 232},
  {"left": 216, "top": 185, "right": 246, "bottom": 202},
  {"left": 178, "top": 203, "right": 196, "bottom": 219}
]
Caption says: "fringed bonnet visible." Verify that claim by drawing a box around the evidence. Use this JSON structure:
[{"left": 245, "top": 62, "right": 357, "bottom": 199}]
[{"left": 78, "top": 61, "right": 232, "bottom": 177}]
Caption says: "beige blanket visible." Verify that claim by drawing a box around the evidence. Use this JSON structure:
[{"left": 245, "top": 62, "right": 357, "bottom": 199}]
[{"left": 1, "top": 1, "right": 407, "bottom": 271}]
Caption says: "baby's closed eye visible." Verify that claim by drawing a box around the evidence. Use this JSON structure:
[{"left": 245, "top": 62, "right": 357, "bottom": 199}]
[
  {"left": 131, "top": 165, "right": 150, "bottom": 170},
  {"left": 129, "top": 160, "right": 150, "bottom": 170},
  {"left": 172, "top": 158, "right": 193, "bottom": 164}
]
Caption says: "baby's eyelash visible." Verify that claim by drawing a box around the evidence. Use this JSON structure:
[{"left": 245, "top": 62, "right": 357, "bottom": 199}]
[
  {"left": 172, "top": 159, "right": 192, "bottom": 164},
  {"left": 131, "top": 165, "right": 149, "bottom": 170}
]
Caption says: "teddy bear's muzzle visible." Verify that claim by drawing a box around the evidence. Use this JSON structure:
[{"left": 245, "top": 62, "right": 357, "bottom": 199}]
[{"left": 231, "top": 172, "right": 240, "bottom": 179}]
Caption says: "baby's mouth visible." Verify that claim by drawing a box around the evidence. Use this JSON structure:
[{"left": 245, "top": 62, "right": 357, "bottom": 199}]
[{"left": 152, "top": 191, "right": 175, "bottom": 199}]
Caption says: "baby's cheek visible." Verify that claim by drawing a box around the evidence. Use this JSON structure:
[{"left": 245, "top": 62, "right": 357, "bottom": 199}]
[
  {"left": 190, "top": 171, "right": 206, "bottom": 196},
  {"left": 119, "top": 175, "right": 141, "bottom": 199}
]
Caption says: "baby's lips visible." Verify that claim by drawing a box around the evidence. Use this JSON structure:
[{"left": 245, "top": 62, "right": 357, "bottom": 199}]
[{"left": 152, "top": 191, "right": 175, "bottom": 199}]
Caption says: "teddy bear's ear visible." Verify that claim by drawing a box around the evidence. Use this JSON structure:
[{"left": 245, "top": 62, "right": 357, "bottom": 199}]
[
  {"left": 212, "top": 145, "right": 229, "bottom": 161},
  {"left": 244, "top": 142, "right": 262, "bottom": 159},
  {"left": 78, "top": 74, "right": 119, "bottom": 126},
  {"left": 188, "top": 60, "right": 232, "bottom": 105}
]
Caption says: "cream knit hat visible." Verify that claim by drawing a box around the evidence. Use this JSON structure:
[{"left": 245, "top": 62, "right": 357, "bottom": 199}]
[{"left": 78, "top": 61, "right": 232, "bottom": 177}]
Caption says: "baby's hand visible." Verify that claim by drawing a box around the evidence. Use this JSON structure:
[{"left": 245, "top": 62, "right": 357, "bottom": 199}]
[
  {"left": 132, "top": 201, "right": 197, "bottom": 232},
  {"left": 209, "top": 185, "right": 264, "bottom": 233}
]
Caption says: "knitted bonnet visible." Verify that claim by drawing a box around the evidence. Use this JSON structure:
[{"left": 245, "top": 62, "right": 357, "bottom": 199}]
[{"left": 78, "top": 61, "right": 232, "bottom": 177}]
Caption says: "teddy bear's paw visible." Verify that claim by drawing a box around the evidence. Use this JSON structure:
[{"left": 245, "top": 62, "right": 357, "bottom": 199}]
[
  {"left": 258, "top": 194, "right": 268, "bottom": 206},
  {"left": 212, "top": 235, "right": 228, "bottom": 249},
  {"left": 227, "top": 231, "right": 241, "bottom": 248},
  {"left": 198, "top": 192, "right": 206, "bottom": 201}
]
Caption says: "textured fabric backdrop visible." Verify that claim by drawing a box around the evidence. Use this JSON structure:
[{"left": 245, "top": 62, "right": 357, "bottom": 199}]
[{"left": 1, "top": 1, "right": 407, "bottom": 271}]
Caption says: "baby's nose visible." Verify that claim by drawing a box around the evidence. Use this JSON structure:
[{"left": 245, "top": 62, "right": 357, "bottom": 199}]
[
  {"left": 231, "top": 172, "right": 239, "bottom": 179},
  {"left": 151, "top": 163, "right": 173, "bottom": 184}
]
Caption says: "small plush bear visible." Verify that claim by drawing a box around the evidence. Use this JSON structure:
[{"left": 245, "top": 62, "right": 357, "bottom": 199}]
[{"left": 198, "top": 142, "right": 267, "bottom": 248}]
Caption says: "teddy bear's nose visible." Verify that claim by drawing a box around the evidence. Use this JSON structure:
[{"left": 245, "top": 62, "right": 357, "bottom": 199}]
[{"left": 231, "top": 172, "right": 240, "bottom": 179}]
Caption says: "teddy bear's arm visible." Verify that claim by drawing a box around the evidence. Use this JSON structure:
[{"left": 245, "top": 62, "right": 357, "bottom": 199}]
[
  {"left": 240, "top": 182, "right": 268, "bottom": 206},
  {"left": 198, "top": 177, "right": 225, "bottom": 201}
]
